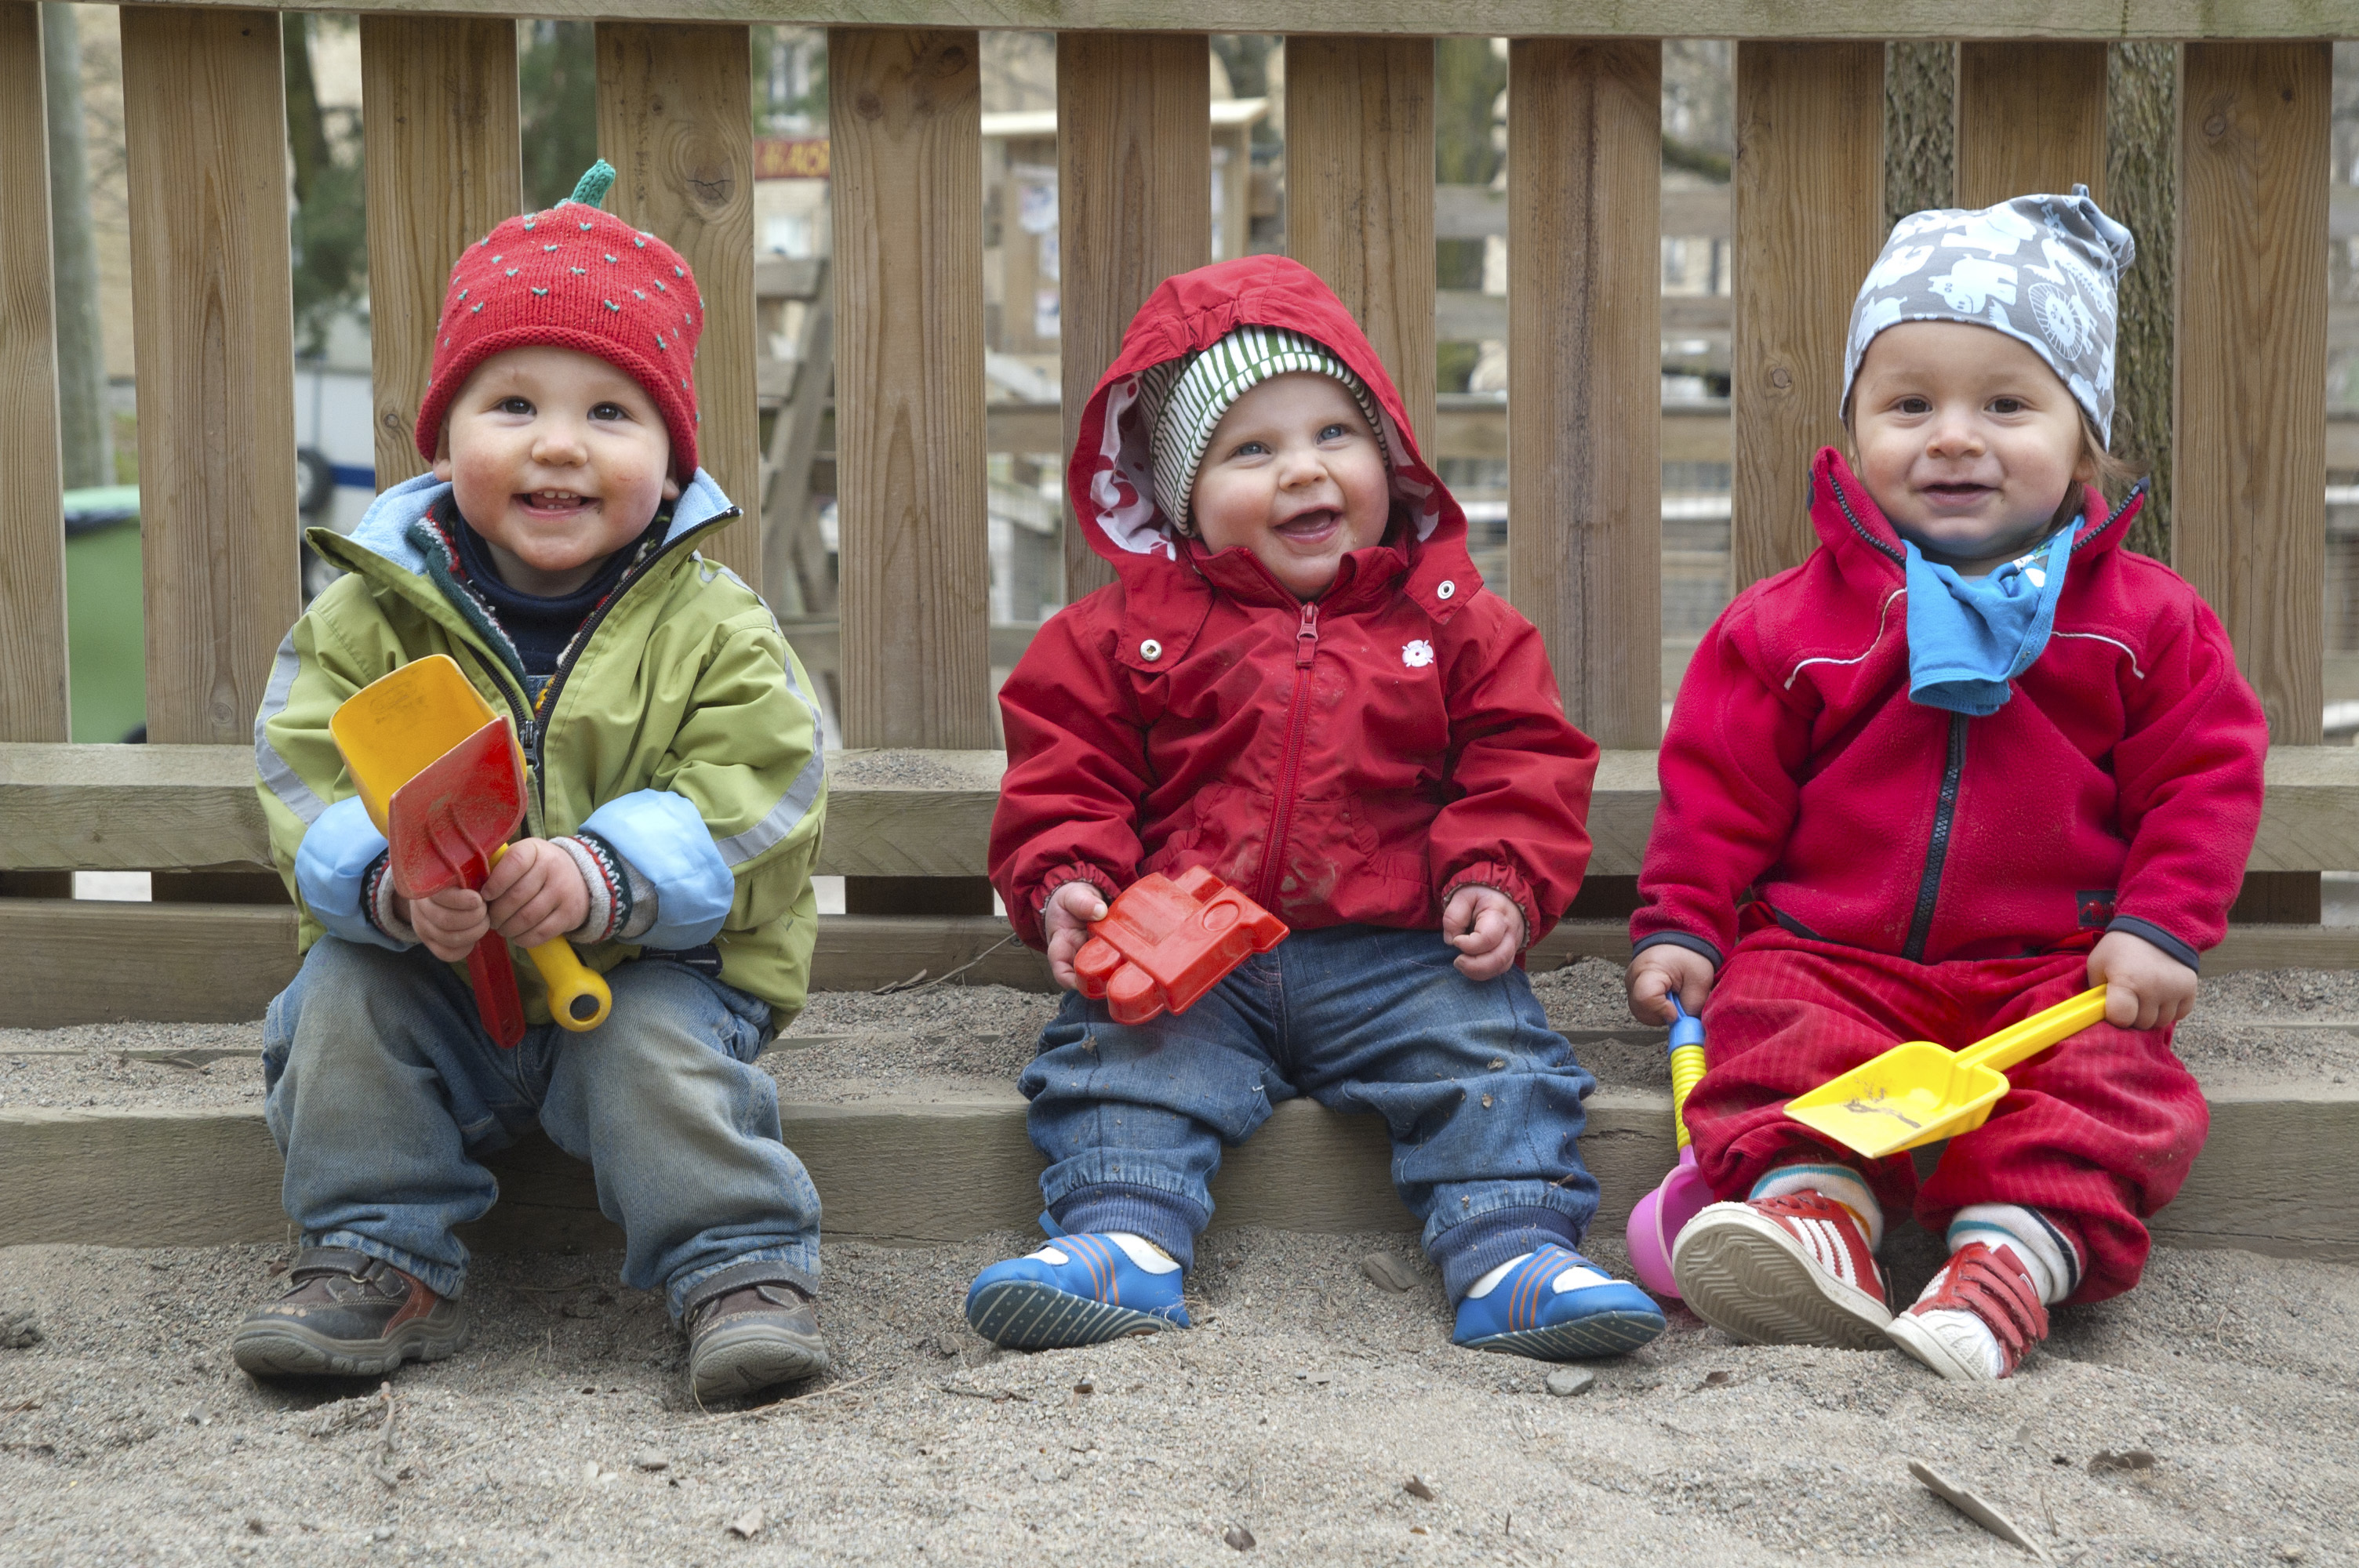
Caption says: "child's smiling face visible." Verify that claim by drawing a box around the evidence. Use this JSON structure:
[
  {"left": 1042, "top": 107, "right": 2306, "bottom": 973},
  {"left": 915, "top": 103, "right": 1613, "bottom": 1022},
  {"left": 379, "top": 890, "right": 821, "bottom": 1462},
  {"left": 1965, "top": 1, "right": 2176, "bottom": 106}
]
[
  {"left": 1187, "top": 372, "right": 1391, "bottom": 601},
  {"left": 1848, "top": 321, "right": 2094, "bottom": 576},
  {"left": 433, "top": 345, "right": 680, "bottom": 596}
]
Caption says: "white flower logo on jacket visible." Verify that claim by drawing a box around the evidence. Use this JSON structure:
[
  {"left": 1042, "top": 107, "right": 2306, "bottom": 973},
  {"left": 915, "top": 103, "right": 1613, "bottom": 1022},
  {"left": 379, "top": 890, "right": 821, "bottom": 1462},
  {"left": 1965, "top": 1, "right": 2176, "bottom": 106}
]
[{"left": 1401, "top": 640, "right": 1434, "bottom": 669}]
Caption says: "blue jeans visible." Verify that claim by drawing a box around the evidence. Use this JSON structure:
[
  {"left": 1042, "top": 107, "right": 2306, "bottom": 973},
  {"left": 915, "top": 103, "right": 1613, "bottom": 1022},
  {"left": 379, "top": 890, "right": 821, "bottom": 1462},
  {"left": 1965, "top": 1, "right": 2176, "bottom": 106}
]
[
  {"left": 1020, "top": 924, "right": 1601, "bottom": 1301},
  {"left": 262, "top": 937, "right": 822, "bottom": 1316}
]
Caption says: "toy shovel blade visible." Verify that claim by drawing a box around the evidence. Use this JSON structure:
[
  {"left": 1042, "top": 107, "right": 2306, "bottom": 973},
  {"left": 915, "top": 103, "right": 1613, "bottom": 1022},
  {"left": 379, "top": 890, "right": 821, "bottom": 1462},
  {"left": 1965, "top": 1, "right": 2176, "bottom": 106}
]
[
  {"left": 385, "top": 718, "right": 525, "bottom": 898},
  {"left": 387, "top": 718, "right": 529, "bottom": 1047},
  {"left": 1784, "top": 987, "right": 2110, "bottom": 1160},
  {"left": 330, "top": 654, "right": 504, "bottom": 837}
]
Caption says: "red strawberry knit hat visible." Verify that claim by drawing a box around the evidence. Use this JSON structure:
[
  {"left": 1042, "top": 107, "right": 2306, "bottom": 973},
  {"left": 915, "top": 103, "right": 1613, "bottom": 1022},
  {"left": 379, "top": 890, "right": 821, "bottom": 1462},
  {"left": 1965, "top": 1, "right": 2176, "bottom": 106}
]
[{"left": 415, "top": 161, "right": 703, "bottom": 481}]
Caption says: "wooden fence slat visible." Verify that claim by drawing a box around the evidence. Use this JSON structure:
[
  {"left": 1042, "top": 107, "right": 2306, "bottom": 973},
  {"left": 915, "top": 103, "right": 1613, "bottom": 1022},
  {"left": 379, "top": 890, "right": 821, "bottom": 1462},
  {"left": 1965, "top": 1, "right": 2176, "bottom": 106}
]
[
  {"left": 360, "top": 16, "right": 522, "bottom": 490},
  {"left": 830, "top": 27, "right": 989, "bottom": 753},
  {"left": 831, "top": 27, "right": 991, "bottom": 915},
  {"left": 1056, "top": 31, "right": 1210, "bottom": 604},
  {"left": 2177, "top": 42, "right": 2328, "bottom": 748},
  {"left": 1954, "top": 42, "right": 2108, "bottom": 208},
  {"left": 1730, "top": 42, "right": 1885, "bottom": 589},
  {"left": 597, "top": 22, "right": 760, "bottom": 590},
  {"left": 1506, "top": 38, "right": 1662, "bottom": 750},
  {"left": 118, "top": 6, "right": 299, "bottom": 746},
  {"left": 0, "top": 2, "right": 67, "bottom": 746},
  {"left": 1284, "top": 34, "right": 1437, "bottom": 443}
]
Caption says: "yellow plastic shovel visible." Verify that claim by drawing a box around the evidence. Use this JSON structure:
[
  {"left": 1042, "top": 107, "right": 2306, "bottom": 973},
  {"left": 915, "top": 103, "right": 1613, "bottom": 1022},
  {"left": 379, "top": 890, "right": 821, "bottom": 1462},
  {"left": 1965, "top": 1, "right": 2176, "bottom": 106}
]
[
  {"left": 330, "top": 655, "right": 611, "bottom": 1032},
  {"left": 1783, "top": 986, "right": 2110, "bottom": 1160}
]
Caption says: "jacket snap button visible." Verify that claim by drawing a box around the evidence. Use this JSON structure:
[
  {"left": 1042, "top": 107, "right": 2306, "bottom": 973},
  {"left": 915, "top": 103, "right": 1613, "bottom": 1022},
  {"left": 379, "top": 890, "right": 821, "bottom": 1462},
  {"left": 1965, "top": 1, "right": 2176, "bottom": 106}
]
[
  {"left": 1437, "top": 579, "right": 1456, "bottom": 600},
  {"left": 1140, "top": 639, "right": 1162, "bottom": 662}
]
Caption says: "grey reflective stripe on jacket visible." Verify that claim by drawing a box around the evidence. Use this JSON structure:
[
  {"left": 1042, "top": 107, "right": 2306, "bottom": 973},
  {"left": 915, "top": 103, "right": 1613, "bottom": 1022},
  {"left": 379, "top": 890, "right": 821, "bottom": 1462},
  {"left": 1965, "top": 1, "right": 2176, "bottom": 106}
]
[{"left": 254, "top": 632, "right": 329, "bottom": 827}]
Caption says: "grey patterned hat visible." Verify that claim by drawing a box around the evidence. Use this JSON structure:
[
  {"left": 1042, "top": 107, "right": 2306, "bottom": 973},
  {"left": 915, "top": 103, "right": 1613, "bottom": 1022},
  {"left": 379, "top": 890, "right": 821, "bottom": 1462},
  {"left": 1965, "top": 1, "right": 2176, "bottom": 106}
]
[
  {"left": 1842, "top": 185, "right": 2136, "bottom": 445},
  {"left": 1142, "top": 325, "right": 1388, "bottom": 533}
]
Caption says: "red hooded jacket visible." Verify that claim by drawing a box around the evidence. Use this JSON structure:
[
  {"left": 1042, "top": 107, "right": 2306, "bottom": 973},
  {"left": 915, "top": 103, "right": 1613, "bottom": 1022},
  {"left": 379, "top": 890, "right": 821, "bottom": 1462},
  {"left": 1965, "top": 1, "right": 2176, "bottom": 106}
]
[
  {"left": 1634, "top": 448, "right": 2267, "bottom": 972},
  {"left": 989, "top": 256, "right": 1598, "bottom": 950}
]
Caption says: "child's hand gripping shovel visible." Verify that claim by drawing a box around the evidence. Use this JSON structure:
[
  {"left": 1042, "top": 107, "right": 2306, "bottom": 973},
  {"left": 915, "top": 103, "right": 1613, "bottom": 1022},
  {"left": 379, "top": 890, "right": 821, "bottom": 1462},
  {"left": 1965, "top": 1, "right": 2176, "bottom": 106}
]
[
  {"left": 331, "top": 656, "right": 612, "bottom": 1046},
  {"left": 1783, "top": 986, "right": 2110, "bottom": 1160},
  {"left": 1625, "top": 995, "right": 1714, "bottom": 1299}
]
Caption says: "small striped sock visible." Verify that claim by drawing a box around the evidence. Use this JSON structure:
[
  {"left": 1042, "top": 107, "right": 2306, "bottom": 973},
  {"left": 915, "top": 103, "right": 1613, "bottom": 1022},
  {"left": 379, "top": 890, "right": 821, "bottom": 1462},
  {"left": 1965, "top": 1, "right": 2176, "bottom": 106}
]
[
  {"left": 1750, "top": 1162, "right": 1884, "bottom": 1251},
  {"left": 1946, "top": 1204, "right": 2081, "bottom": 1305}
]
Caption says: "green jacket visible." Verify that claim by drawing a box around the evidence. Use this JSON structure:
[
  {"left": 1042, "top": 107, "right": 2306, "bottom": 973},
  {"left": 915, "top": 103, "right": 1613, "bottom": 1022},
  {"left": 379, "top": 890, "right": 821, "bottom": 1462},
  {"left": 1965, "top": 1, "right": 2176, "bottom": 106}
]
[{"left": 253, "top": 470, "right": 826, "bottom": 1029}]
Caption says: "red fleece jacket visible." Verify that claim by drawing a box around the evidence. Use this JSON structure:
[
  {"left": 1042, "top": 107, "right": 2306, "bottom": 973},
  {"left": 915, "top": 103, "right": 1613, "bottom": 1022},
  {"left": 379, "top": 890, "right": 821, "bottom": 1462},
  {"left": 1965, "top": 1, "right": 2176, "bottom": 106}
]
[
  {"left": 1634, "top": 448, "right": 2267, "bottom": 971},
  {"left": 989, "top": 256, "right": 1598, "bottom": 950}
]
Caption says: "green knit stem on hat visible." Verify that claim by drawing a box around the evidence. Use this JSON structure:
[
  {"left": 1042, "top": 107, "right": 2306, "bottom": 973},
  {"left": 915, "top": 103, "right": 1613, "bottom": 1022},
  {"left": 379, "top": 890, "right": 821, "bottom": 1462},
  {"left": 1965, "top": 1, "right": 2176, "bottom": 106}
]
[{"left": 568, "top": 159, "right": 618, "bottom": 210}]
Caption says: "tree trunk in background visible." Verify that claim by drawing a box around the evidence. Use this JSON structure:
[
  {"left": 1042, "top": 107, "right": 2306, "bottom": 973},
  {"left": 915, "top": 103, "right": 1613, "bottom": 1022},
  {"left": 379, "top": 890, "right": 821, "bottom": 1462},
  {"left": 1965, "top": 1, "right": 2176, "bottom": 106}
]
[
  {"left": 42, "top": 3, "right": 111, "bottom": 490},
  {"left": 282, "top": 15, "right": 329, "bottom": 209},
  {"left": 2108, "top": 42, "right": 2176, "bottom": 560},
  {"left": 1881, "top": 42, "right": 2173, "bottom": 555},
  {"left": 1883, "top": 42, "right": 1954, "bottom": 225}
]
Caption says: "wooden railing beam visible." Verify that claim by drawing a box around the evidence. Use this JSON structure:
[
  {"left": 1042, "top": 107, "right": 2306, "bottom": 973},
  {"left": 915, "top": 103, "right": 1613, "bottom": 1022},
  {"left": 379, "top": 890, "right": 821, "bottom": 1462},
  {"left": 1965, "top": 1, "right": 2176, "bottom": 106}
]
[{"left": 80, "top": 2, "right": 2359, "bottom": 42}]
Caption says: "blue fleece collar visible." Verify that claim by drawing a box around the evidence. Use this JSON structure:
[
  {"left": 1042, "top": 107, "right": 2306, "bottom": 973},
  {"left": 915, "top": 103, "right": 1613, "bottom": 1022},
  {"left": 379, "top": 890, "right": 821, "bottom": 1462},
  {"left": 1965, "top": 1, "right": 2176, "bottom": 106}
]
[
  {"left": 343, "top": 467, "right": 737, "bottom": 575},
  {"left": 1903, "top": 520, "right": 2078, "bottom": 717}
]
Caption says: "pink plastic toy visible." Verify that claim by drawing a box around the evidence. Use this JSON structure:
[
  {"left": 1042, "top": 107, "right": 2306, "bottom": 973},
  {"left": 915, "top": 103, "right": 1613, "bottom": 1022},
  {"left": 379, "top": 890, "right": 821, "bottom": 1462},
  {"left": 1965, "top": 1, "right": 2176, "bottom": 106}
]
[
  {"left": 1625, "top": 996, "right": 1715, "bottom": 1299},
  {"left": 1074, "top": 867, "right": 1289, "bottom": 1025}
]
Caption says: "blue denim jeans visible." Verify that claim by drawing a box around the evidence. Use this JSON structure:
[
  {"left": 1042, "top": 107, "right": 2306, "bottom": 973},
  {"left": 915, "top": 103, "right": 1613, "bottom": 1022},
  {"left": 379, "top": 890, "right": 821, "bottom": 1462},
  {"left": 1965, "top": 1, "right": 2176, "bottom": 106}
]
[
  {"left": 1020, "top": 924, "right": 1600, "bottom": 1301},
  {"left": 262, "top": 936, "right": 821, "bottom": 1316}
]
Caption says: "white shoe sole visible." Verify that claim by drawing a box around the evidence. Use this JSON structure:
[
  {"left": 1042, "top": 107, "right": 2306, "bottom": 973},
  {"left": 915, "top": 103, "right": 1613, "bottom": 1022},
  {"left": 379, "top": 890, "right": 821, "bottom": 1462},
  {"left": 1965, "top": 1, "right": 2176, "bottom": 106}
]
[
  {"left": 1886, "top": 1311, "right": 2001, "bottom": 1381},
  {"left": 1670, "top": 1203, "right": 1892, "bottom": 1350}
]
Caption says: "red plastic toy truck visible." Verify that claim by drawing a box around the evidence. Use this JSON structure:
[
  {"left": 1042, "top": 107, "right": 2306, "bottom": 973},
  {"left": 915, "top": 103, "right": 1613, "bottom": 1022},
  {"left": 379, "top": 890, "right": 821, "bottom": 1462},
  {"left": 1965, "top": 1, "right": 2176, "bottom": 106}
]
[{"left": 1073, "top": 867, "right": 1290, "bottom": 1024}]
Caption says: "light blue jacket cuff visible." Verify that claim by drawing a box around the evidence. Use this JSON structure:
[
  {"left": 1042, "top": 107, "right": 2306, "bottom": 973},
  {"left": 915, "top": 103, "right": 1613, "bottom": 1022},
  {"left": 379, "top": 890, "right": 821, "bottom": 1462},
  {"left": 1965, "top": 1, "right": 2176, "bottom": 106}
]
[
  {"left": 580, "top": 789, "right": 733, "bottom": 949},
  {"left": 294, "top": 797, "right": 408, "bottom": 951}
]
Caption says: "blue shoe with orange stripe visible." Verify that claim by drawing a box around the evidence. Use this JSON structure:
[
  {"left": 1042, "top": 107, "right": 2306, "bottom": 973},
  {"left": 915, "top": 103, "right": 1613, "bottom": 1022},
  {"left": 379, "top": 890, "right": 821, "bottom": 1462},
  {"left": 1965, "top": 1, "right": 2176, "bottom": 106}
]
[
  {"left": 1451, "top": 1244, "right": 1667, "bottom": 1359},
  {"left": 965, "top": 1232, "right": 1190, "bottom": 1350}
]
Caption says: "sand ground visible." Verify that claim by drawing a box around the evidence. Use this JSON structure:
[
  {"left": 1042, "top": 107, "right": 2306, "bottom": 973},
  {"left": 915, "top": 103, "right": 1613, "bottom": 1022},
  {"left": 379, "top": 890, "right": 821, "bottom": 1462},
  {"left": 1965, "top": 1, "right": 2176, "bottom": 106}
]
[{"left": 2, "top": 960, "right": 2354, "bottom": 1564}]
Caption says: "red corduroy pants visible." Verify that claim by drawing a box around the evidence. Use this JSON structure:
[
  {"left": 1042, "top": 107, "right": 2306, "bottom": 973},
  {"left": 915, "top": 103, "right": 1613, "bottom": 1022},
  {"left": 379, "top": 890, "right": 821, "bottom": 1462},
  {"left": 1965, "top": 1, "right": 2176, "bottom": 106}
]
[{"left": 1685, "top": 927, "right": 2209, "bottom": 1304}]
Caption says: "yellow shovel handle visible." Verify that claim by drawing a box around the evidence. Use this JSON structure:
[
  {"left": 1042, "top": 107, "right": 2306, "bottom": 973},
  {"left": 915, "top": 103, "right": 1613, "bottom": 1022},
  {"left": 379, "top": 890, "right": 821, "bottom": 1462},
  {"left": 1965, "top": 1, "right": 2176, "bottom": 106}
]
[
  {"left": 1954, "top": 986, "right": 2109, "bottom": 1076},
  {"left": 489, "top": 844, "right": 612, "bottom": 1032},
  {"left": 525, "top": 936, "right": 612, "bottom": 1031},
  {"left": 1668, "top": 1044, "right": 1707, "bottom": 1150}
]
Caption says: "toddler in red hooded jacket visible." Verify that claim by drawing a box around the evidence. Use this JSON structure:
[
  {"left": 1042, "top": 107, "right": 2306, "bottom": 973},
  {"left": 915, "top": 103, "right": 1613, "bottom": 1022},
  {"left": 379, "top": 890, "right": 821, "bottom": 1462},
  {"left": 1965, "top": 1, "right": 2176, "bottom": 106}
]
[
  {"left": 965, "top": 256, "right": 1666, "bottom": 1361},
  {"left": 1628, "top": 190, "right": 2267, "bottom": 1381}
]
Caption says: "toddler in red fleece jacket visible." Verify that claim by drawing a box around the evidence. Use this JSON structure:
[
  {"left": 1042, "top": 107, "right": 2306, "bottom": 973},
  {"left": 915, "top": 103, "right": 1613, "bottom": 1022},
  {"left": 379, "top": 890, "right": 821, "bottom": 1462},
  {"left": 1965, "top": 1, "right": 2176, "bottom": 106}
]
[
  {"left": 964, "top": 256, "right": 1665, "bottom": 1362},
  {"left": 1627, "top": 190, "right": 2267, "bottom": 1381}
]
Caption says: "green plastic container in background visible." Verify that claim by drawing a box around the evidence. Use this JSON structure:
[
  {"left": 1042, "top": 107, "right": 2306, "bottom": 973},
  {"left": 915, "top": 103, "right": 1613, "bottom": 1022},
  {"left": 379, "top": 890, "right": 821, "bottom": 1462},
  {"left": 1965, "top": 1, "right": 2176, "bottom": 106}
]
[{"left": 64, "top": 486, "right": 145, "bottom": 744}]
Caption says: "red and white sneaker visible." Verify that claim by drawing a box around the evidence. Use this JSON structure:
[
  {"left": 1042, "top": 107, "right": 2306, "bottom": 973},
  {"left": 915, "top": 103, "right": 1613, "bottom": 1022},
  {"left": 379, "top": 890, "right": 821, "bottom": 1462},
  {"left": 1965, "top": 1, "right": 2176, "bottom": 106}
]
[
  {"left": 1887, "top": 1241, "right": 2048, "bottom": 1381},
  {"left": 1670, "top": 1192, "right": 1892, "bottom": 1349}
]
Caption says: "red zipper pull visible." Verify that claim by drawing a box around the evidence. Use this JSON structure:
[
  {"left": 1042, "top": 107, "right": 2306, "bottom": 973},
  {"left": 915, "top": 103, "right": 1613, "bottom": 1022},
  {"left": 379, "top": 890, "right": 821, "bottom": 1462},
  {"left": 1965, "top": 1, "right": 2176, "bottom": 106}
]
[{"left": 1296, "top": 601, "right": 1320, "bottom": 668}]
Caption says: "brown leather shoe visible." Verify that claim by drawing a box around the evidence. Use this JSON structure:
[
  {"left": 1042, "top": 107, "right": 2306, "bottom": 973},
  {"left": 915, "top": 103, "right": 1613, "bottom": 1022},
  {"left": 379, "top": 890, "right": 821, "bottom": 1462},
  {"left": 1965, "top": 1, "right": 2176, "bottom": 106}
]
[
  {"left": 685, "top": 1278, "right": 829, "bottom": 1401},
  {"left": 231, "top": 1247, "right": 467, "bottom": 1378}
]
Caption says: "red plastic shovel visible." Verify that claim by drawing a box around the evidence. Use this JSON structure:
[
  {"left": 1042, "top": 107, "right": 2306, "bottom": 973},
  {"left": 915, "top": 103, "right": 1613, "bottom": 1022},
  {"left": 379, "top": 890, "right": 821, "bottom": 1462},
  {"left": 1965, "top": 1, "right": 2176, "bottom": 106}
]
[
  {"left": 332, "top": 656, "right": 613, "bottom": 1045},
  {"left": 385, "top": 717, "right": 532, "bottom": 1047}
]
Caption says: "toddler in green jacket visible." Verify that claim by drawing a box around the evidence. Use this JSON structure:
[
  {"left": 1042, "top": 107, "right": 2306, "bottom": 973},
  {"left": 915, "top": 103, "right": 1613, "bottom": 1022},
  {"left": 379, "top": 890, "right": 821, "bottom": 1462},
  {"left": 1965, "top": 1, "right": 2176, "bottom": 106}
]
[{"left": 234, "top": 164, "right": 831, "bottom": 1403}]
